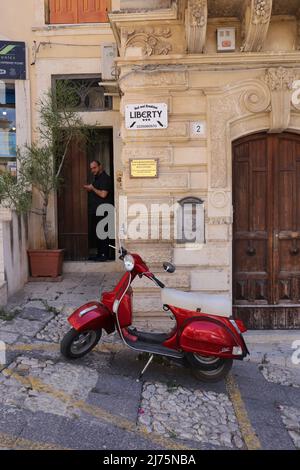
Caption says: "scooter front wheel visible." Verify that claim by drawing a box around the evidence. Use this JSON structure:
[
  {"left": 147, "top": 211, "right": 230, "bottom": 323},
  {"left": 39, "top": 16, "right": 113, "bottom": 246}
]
[{"left": 60, "top": 328, "right": 102, "bottom": 359}]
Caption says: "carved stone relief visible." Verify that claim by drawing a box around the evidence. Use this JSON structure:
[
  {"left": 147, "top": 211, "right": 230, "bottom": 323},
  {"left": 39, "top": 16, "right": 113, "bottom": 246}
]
[
  {"left": 185, "top": 0, "right": 208, "bottom": 53},
  {"left": 209, "top": 70, "right": 299, "bottom": 190},
  {"left": 120, "top": 70, "right": 188, "bottom": 91},
  {"left": 264, "top": 67, "right": 297, "bottom": 132},
  {"left": 209, "top": 80, "right": 270, "bottom": 189},
  {"left": 240, "top": 80, "right": 271, "bottom": 113},
  {"left": 209, "top": 94, "right": 240, "bottom": 188},
  {"left": 122, "top": 27, "right": 172, "bottom": 56},
  {"left": 241, "top": 0, "right": 273, "bottom": 52},
  {"left": 209, "top": 191, "right": 229, "bottom": 209}
]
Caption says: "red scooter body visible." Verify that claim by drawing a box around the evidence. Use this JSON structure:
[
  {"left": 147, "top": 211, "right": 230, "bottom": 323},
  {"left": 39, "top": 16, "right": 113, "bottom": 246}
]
[
  {"left": 162, "top": 308, "right": 248, "bottom": 359},
  {"left": 62, "top": 248, "right": 249, "bottom": 382},
  {"left": 68, "top": 301, "right": 115, "bottom": 334}
]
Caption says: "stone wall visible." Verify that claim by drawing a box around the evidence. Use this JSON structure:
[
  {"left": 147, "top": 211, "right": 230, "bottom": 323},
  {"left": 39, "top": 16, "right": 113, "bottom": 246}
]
[
  {"left": 0, "top": 209, "right": 28, "bottom": 306},
  {"left": 119, "top": 66, "right": 230, "bottom": 328}
]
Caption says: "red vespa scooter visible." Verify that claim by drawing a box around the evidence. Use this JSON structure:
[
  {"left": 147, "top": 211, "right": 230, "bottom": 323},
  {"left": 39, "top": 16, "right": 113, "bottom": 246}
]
[{"left": 60, "top": 246, "right": 249, "bottom": 382}]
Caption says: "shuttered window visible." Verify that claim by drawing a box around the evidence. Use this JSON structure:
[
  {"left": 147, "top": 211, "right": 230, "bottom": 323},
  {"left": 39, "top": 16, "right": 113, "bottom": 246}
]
[{"left": 49, "top": 0, "right": 111, "bottom": 24}]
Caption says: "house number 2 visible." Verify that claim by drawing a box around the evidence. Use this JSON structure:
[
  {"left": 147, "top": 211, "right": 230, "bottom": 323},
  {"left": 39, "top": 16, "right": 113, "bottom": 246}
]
[{"left": 190, "top": 121, "right": 206, "bottom": 138}]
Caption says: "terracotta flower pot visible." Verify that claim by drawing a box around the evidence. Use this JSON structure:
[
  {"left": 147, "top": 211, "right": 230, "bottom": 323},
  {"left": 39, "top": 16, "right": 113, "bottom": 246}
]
[{"left": 27, "top": 249, "right": 65, "bottom": 278}]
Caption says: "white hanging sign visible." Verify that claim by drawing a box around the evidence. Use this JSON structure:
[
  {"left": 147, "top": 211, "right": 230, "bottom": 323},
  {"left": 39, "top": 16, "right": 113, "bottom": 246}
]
[{"left": 125, "top": 103, "right": 168, "bottom": 130}]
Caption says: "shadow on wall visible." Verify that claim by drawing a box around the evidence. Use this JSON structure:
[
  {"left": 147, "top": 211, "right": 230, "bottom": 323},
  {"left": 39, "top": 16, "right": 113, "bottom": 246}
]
[{"left": 0, "top": 211, "right": 28, "bottom": 306}]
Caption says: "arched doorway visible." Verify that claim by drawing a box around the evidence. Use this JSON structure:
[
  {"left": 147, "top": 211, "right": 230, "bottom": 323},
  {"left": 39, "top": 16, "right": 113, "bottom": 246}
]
[{"left": 232, "top": 132, "right": 300, "bottom": 329}]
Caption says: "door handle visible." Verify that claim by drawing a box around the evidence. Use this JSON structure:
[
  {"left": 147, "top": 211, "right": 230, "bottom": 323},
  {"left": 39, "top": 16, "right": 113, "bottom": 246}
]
[
  {"left": 246, "top": 243, "right": 256, "bottom": 256},
  {"left": 290, "top": 239, "right": 300, "bottom": 256},
  {"left": 274, "top": 232, "right": 279, "bottom": 250}
]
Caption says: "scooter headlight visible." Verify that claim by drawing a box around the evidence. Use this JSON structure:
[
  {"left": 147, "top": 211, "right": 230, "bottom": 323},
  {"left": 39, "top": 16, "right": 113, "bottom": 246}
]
[{"left": 124, "top": 254, "right": 135, "bottom": 271}]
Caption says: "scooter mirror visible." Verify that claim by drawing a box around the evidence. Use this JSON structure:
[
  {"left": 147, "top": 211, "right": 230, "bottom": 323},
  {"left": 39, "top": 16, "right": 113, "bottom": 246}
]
[
  {"left": 163, "top": 262, "right": 176, "bottom": 273},
  {"left": 118, "top": 223, "right": 127, "bottom": 257}
]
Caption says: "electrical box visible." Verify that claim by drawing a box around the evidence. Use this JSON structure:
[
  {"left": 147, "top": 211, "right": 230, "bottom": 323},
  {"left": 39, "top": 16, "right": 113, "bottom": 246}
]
[
  {"left": 101, "top": 43, "right": 118, "bottom": 80},
  {"left": 217, "top": 28, "right": 236, "bottom": 52}
]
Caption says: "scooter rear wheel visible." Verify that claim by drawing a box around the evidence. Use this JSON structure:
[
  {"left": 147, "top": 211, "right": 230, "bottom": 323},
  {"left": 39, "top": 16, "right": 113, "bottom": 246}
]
[
  {"left": 186, "top": 353, "right": 233, "bottom": 383},
  {"left": 60, "top": 328, "right": 102, "bottom": 359}
]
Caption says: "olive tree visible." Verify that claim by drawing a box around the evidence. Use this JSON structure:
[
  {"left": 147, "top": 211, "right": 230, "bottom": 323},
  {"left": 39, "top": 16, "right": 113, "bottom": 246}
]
[{"left": 0, "top": 80, "right": 94, "bottom": 249}]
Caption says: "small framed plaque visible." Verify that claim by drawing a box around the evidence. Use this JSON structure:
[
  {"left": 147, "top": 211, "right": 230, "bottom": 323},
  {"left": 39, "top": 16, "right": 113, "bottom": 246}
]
[
  {"left": 190, "top": 121, "right": 206, "bottom": 138},
  {"left": 130, "top": 159, "right": 158, "bottom": 178}
]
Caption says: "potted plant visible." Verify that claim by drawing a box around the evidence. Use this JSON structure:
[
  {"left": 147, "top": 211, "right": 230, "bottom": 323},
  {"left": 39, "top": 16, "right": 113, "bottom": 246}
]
[{"left": 0, "top": 81, "right": 92, "bottom": 277}]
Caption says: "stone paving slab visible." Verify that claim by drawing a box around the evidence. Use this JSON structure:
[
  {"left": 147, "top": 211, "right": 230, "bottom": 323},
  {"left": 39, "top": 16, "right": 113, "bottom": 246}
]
[
  {"left": 279, "top": 405, "right": 300, "bottom": 449},
  {"left": 232, "top": 365, "right": 292, "bottom": 406},
  {"left": 232, "top": 361, "right": 297, "bottom": 450},
  {"left": 17, "top": 409, "right": 174, "bottom": 451},
  {"left": 0, "top": 318, "right": 48, "bottom": 338},
  {"left": 241, "top": 398, "right": 295, "bottom": 450},
  {"left": 0, "top": 331, "right": 20, "bottom": 345},
  {"left": 18, "top": 307, "right": 54, "bottom": 323},
  {"left": 0, "top": 356, "right": 99, "bottom": 418},
  {"left": 87, "top": 373, "right": 142, "bottom": 422},
  {"left": 0, "top": 404, "right": 30, "bottom": 437}
]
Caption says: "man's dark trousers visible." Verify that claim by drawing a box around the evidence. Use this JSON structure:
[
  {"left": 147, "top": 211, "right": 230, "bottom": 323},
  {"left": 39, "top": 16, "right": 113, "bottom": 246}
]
[{"left": 89, "top": 214, "right": 109, "bottom": 258}]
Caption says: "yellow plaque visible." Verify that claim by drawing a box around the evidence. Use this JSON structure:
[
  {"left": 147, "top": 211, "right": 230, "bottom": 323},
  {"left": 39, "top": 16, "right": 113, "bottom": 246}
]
[{"left": 130, "top": 159, "right": 158, "bottom": 178}]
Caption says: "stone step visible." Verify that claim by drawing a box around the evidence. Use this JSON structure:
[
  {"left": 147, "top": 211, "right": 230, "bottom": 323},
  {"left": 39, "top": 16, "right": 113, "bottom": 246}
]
[
  {"left": 63, "top": 261, "right": 123, "bottom": 273},
  {"left": 132, "top": 270, "right": 190, "bottom": 291},
  {"left": 133, "top": 293, "right": 164, "bottom": 313},
  {"left": 132, "top": 312, "right": 176, "bottom": 333},
  {"left": 125, "top": 243, "right": 172, "bottom": 266}
]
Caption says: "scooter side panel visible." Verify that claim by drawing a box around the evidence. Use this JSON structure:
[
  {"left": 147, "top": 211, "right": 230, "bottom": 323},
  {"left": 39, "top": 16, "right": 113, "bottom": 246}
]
[
  {"left": 179, "top": 319, "right": 242, "bottom": 358},
  {"left": 68, "top": 301, "right": 115, "bottom": 334}
]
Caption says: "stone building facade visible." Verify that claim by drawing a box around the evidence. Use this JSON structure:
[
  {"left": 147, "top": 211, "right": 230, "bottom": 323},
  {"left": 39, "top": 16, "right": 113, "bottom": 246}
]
[{"left": 109, "top": 0, "right": 300, "bottom": 329}]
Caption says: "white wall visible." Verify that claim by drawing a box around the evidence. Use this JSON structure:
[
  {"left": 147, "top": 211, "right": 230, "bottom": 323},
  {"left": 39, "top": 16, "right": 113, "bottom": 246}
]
[{"left": 0, "top": 210, "right": 28, "bottom": 306}]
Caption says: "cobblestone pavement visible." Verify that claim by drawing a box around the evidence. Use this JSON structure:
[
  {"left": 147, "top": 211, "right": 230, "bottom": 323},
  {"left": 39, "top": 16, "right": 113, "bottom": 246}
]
[
  {"left": 259, "top": 364, "right": 300, "bottom": 388},
  {"left": 138, "top": 383, "right": 244, "bottom": 448},
  {"left": 279, "top": 406, "right": 300, "bottom": 449},
  {"left": 0, "top": 273, "right": 300, "bottom": 450}
]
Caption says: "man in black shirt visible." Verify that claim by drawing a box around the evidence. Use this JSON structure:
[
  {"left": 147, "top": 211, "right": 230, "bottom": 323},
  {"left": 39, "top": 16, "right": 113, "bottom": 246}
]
[{"left": 84, "top": 160, "right": 112, "bottom": 261}]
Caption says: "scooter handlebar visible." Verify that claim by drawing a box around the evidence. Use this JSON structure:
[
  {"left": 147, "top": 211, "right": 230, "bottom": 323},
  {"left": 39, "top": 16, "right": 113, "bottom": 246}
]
[
  {"left": 152, "top": 276, "right": 165, "bottom": 289},
  {"left": 108, "top": 245, "right": 127, "bottom": 260},
  {"left": 119, "top": 246, "right": 128, "bottom": 260}
]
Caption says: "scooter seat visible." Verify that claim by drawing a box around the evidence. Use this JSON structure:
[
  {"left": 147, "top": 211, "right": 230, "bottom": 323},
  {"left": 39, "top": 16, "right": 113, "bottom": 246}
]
[{"left": 161, "top": 288, "right": 231, "bottom": 317}]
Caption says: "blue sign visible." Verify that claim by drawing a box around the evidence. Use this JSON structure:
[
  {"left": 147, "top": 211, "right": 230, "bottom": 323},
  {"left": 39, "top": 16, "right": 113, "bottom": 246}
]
[{"left": 0, "top": 41, "right": 26, "bottom": 80}]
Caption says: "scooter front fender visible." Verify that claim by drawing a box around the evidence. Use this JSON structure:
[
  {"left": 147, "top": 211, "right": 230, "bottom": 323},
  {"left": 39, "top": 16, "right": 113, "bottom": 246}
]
[
  {"left": 68, "top": 301, "right": 115, "bottom": 334},
  {"left": 179, "top": 317, "right": 247, "bottom": 359}
]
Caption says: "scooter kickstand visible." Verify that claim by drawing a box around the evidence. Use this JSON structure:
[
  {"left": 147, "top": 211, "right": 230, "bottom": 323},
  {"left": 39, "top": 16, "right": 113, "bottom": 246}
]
[{"left": 137, "top": 354, "right": 154, "bottom": 382}]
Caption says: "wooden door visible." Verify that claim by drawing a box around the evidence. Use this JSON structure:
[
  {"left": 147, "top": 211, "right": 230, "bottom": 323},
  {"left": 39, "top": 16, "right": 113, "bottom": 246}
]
[
  {"left": 58, "top": 138, "right": 89, "bottom": 261},
  {"left": 233, "top": 132, "right": 300, "bottom": 329},
  {"left": 49, "top": 0, "right": 110, "bottom": 24},
  {"left": 49, "top": 0, "right": 78, "bottom": 24},
  {"left": 77, "top": 0, "right": 110, "bottom": 23}
]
